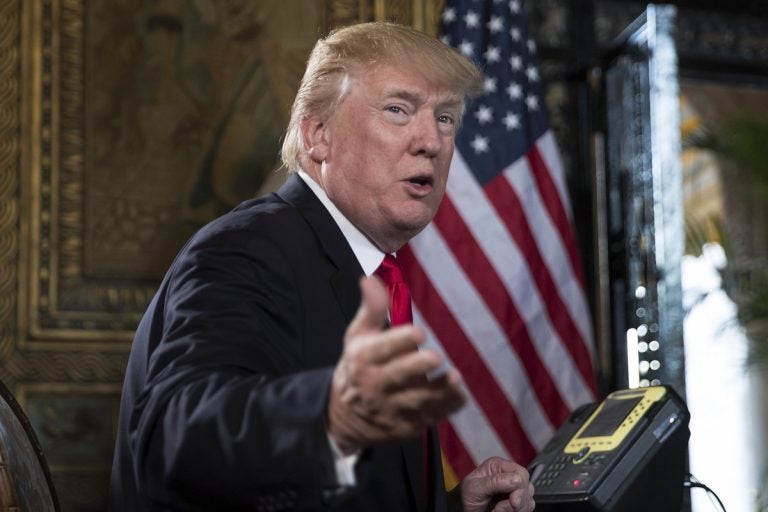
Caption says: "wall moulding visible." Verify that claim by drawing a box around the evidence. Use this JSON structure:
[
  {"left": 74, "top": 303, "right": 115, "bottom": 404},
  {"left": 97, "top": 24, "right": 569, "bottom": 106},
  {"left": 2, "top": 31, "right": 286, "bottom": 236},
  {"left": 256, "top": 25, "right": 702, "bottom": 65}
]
[
  {"left": 17, "top": 0, "right": 443, "bottom": 350},
  {"left": 4, "top": 1, "right": 444, "bottom": 509},
  {"left": 8, "top": 0, "right": 447, "bottom": 372}
]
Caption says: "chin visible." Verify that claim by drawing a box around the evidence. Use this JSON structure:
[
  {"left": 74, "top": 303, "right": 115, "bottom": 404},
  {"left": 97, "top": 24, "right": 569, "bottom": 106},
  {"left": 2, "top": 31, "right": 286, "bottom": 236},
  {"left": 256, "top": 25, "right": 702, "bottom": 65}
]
[
  {"left": 395, "top": 218, "right": 432, "bottom": 239},
  {"left": 402, "top": 202, "right": 438, "bottom": 223}
]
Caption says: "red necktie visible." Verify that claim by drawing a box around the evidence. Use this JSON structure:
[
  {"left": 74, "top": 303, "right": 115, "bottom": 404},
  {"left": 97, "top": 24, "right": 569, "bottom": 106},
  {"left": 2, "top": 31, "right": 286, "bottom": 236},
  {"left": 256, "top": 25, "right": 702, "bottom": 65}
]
[
  {"left": 374, "top": 254, "right": 413, "bottom": 326},
  {"left": 374, "top": 253, "right": 431, "bottom": 509}
]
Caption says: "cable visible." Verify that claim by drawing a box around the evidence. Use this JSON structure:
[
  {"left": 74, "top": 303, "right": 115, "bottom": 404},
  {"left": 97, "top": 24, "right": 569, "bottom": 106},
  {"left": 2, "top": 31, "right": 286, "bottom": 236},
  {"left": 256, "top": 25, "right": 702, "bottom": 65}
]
[{"left": 684, "top": 473, "right": 727, "bottom": 512}]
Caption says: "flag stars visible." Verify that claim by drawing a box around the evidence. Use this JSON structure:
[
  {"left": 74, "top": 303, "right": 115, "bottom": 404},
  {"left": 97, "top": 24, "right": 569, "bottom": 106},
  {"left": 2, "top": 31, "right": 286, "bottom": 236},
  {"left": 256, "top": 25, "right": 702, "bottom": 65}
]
[
  {"left": 487, "top": 15, "right": 504, "bottom": 33},
  {"left": 474, "top": 104, "right": 494, "bottom": 124},
  {"left": 458, "top": 39, "right": 474, "bottom": 57},
  {"left": 502, "top": 111, "right": 520, "bottom": 130},
  {"left": 464, "top": 10, "right": 480, "bottom": 28},
  {"left": 484, "top": 45, "right": 501, "bottom": 63},
  {"left": 526, "top": 94, "right": 540, "bottom": 111},
  {"left": 526, "top": 65, "right": 540, "bottom": 82},
  {"left": 441, "top": 4, "right": 546, "bottom": 154},
  {"left": 506, "top": 82, "right": 522, "bottom": 100},
  {"left": 470, "top": 134, "right": 490, "bottom": 154},
  {"left": 483, "top": 76, "right": 498, "bottom": 94}
]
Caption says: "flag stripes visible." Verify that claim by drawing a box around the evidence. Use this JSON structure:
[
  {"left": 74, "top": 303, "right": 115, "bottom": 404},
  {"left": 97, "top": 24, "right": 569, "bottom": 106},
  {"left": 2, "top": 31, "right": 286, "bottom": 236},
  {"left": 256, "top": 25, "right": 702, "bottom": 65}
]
[
  {"left": 404, "top": 0, "right": 598, "bottom": 481},
  {"left": 486, "top": 173, "right": 595, "bottom": 391},
  {"left": 400, "top": 247, "right": 539, "bottom": 460},
  {"left": 429, "top": 198, "right": 572, "bottom": 426},
  {"left": 502, "top": 140, "right": 596, "bottom": 379},
  {"left": 403, "top": 229, "right": 554, "bottom": 448},
  {"left": 437, "top": 422, "right": 476, "bottom": 484},
  {"left": 504, "top": 142, "right": 592, "bottom": 345},
  {"left": 414, "top": 307, "right": 511, "bottom": 467},
  {"left": 444, "top": 151, "right": 594, "bottom": 409}
]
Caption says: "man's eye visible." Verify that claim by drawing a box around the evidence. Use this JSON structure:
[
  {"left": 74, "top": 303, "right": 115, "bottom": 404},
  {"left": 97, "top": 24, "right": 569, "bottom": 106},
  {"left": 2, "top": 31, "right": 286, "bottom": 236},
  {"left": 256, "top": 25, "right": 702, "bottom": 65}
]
[
  {"left": 387, "top": 106, "right": 404, "bottom": 114},
  {"left": 438, "top": 114, "right": 455, "bottom": 125}
]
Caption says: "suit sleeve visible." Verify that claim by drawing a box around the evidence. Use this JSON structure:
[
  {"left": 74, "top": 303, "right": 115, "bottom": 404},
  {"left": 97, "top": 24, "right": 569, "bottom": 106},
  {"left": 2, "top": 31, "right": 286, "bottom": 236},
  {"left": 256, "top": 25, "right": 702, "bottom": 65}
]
[{"left": 128, "top": 226, "right": 340, "bottom": 510}]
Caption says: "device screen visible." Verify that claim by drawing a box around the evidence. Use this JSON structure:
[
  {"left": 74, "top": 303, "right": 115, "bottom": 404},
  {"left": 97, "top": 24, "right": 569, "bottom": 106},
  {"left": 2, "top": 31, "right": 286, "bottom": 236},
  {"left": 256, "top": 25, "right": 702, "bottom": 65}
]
[{"left": 577, "top": 396, "right": 643, "bottom": 438}]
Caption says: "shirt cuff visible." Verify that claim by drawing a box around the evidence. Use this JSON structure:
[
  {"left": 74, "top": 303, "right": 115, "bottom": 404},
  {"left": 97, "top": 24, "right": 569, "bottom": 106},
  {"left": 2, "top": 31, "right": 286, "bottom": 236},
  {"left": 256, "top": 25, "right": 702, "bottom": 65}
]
[{"left": 326, "top": 431, "right": 360, "bottom": 486}]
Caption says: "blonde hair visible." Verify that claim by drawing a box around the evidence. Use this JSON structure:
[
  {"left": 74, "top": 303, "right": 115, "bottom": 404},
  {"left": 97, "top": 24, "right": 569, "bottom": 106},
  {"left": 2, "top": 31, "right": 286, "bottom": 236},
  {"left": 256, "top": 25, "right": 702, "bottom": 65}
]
[{"left": 280, "top": 22, "right": 483, "bottom": 171}]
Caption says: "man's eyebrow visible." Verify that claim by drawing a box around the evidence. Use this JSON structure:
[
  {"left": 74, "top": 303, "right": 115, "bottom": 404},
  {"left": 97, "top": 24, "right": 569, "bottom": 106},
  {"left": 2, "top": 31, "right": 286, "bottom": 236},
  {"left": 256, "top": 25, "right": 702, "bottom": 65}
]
[
  {"left": 383, "top": 89, "right": 463, "bottom": 112},
  {"left": 383, "top": 89, "right": 425, "bottom": 105},
  {"left": 438, "top": 95, "right": 463, "bottom": 112}
]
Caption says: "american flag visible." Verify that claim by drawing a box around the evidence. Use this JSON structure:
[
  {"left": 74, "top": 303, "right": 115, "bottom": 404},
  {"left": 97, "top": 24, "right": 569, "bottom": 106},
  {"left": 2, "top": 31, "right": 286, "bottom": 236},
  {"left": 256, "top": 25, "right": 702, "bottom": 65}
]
[{"left": 401, "top": 0, "right": 598, "bottom": 483}]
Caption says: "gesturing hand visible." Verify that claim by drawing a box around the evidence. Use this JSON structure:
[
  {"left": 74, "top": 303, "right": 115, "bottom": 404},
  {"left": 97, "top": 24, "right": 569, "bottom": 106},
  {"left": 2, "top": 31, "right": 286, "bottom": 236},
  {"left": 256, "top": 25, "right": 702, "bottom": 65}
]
[
  {"left": 457, "top": 457, "right": 535, "bottom": 512},
  {"left": 327, "top": 276, "right": 465, "bottom": 455}
]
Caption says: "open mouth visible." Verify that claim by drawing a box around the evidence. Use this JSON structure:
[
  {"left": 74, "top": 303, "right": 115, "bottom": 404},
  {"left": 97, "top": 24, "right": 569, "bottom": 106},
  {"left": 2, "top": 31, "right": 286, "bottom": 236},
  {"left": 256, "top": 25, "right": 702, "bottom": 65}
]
[{"left": 408, "top": 175, "right": 433, "bottom": 187}]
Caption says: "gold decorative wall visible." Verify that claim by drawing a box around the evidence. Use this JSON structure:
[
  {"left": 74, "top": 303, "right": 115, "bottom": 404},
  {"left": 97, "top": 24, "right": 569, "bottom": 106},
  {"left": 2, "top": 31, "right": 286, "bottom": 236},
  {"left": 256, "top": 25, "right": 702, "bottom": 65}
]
[{"left": 2, "top": 0, "right": 444, "bottom": 509}]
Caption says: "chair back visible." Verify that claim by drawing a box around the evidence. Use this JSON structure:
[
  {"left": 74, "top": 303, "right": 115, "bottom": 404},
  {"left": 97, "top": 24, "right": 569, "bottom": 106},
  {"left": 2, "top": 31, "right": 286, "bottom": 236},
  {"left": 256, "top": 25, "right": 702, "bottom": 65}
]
[{"left": 0, "top": 380, "right": 59, "bottom": 512}]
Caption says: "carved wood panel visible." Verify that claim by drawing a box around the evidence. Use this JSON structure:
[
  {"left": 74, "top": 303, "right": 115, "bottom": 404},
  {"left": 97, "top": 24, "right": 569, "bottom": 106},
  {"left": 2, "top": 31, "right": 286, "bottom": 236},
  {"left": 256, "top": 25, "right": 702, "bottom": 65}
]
[{"left": 2, "top": 1, "right": 434, "bottom": 509}]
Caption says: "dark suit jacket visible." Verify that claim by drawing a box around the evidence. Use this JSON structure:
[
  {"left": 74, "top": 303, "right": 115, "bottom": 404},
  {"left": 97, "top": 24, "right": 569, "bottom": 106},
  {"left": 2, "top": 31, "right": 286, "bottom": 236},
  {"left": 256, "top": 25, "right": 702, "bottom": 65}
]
[{"left": 108, "top": 175, "right": 448, "bottom": 511}]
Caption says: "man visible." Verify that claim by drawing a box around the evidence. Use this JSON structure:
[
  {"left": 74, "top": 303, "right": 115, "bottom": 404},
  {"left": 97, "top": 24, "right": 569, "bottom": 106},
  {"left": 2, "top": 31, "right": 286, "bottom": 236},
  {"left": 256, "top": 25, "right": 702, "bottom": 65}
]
[{"left": 109, "top": 22, "right": 535, "bottom": 511}]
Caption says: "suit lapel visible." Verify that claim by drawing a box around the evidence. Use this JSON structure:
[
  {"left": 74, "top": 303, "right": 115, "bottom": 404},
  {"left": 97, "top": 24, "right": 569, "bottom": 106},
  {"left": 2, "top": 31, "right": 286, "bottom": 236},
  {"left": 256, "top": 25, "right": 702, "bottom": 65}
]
[
  {"left": 276, "top": 174, "right": 362, "bottom": 322},
  {"left": 279, "top": 174, "right": 435, "bottom": 511}
]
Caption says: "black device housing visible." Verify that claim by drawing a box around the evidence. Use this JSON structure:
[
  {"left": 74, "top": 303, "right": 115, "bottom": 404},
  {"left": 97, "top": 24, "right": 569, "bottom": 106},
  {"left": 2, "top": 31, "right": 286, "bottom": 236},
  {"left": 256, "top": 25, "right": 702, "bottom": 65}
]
[{"left": 528, "top": 386, "right": 690, "bottom": 512}]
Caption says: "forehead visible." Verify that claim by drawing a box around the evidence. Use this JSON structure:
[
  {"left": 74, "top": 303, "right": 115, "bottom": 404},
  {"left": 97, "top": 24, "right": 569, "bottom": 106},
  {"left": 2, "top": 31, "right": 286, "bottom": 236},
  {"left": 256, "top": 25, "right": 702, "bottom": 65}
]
[{"left": 350, "top": 63, "right": 463, "bottom": 108}]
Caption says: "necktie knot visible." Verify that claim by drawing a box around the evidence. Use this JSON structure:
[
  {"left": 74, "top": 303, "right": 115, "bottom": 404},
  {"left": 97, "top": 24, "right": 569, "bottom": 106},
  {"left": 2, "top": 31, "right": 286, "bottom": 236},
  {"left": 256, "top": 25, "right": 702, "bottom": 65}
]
[
  {"left": 374, "top": 254, "right": 412, "bottom": 325},
  {"left": 375, "top": 254, "right": 406, "bottom": 284}
]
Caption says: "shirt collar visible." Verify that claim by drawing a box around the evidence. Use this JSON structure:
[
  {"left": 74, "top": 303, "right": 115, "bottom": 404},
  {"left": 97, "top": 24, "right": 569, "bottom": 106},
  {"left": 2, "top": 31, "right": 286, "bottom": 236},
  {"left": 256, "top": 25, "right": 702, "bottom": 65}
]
[{"left": 297, "top": 170, "right": 385, "bottom": 276}]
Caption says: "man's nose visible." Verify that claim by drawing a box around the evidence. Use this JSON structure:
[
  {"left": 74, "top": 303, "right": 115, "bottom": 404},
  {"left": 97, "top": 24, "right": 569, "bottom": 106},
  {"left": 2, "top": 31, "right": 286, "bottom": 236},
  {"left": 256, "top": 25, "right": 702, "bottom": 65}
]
[{"left": 410, "top": 113, "right": 442, "bottom": 157}]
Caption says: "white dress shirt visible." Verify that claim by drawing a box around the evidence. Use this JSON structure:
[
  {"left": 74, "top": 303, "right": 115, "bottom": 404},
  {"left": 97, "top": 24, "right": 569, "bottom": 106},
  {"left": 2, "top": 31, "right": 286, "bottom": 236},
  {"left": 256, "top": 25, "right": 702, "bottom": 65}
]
[{"left": 297, "top": 170, "right": 385, "bottom": 487}]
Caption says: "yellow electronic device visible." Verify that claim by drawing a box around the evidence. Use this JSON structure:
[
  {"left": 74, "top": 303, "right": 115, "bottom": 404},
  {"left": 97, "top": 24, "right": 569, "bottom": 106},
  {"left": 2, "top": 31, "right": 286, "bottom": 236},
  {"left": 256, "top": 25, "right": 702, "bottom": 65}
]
[
  {"left": 564, "top": 386, "right": 667, "bottom": 461},
  {"left": 528, "top": 385, "right": 689, "bottom": 512}
]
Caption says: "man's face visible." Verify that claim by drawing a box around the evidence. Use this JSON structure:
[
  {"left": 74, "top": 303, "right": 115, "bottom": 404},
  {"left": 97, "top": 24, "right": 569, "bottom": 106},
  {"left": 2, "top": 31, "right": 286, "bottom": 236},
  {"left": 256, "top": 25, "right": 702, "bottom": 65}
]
[{"left": 307, "top": 64, "right": 462, "bottom": 252}]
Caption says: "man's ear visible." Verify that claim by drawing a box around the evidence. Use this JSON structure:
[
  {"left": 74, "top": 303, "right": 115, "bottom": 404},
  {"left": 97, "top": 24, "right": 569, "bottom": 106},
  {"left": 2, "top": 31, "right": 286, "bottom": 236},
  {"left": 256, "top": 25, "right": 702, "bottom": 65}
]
[{"left": 300, "top": 115, "right": 329, "bottom": 164}]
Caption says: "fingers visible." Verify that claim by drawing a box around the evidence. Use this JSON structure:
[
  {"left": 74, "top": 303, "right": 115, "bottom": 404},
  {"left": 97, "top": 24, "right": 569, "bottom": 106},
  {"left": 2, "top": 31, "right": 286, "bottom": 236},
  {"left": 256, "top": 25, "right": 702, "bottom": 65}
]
[
  {"left": 382, "top": 371, "right": 465, "bottom": 415},
  {"left": 345, "top": 276, "right": 390, "bottom": 339},
  {"left": 343, "top": 276, "right": 449, "bottom": 389},
  {"left": 339, "top": 352, "right": 464, "bottom": 422},
  {"left": 379, "top": 351, "right": 463, "bottom": 394},
  {"left": 489, "top": 487, "right": 535, "bottom": 512},
  {"left": 328, "top": 368, "right": 465, "bottom": 452},
  {"left": 460, "top": 457, "right": 535, "bottom": 512},
  {"left": 352, "top": 324, "right": 424, "bottom": 364},
  {"left": 490, "top": 497, "right": 536, "bottom": 512},
  {"left": 347, "top": 372, "right": 465, "bottom": 435},
  {"left": 469, "top": 456, "right": 530, "bottom": 482},
  {"left": 327, "top": 277, "right": 467, "bottom": 452}
]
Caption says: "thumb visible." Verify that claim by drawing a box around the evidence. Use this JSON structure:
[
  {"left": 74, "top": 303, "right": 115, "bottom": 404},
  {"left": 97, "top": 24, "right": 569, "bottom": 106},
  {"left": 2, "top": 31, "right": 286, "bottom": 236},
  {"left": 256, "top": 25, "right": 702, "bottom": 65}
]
[{"left": 346, "top": 276, "right": 390, "bottom": 340}]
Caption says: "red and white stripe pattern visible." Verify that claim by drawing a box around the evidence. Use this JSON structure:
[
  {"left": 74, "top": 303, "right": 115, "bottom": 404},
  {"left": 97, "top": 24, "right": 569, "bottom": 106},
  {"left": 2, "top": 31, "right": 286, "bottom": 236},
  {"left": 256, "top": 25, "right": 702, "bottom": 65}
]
[
  {"left": 403, "top": 131, "right": 597, "bottom": 477},
  {"left": 403, "top": 0, "right": 598, "bottom": 480}
]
